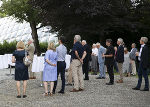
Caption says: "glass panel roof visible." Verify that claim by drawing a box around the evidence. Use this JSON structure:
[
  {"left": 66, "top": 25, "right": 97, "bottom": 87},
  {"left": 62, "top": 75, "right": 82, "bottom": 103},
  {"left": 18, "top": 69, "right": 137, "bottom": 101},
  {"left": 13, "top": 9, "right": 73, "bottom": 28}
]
[{"left": 0, "top": 17, "right": 58, "bottom": 44}]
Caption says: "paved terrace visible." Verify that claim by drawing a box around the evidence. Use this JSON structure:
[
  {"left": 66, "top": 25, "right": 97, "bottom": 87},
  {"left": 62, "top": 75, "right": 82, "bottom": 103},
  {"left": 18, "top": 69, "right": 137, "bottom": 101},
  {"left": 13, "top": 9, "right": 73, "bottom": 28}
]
[{"left": 0, "top": 69, "right": 150, "bottom": 107}]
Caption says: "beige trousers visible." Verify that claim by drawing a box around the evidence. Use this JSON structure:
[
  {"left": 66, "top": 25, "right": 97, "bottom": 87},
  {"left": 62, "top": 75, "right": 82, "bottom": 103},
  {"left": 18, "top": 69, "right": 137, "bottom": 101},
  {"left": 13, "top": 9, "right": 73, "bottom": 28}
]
[
  {"left": 131, "top": 61, "right": 136, "bottom": 75},
  {"left": 71, "top": 59, "right": 84, "bottom": 90},
  {"left": 28, "top": 63, "right": 35, "bottom": 77},
  {"left": 118, "top": 63, "right": 123, "bottom": 80},
  {"left": 67, "top": 63, "right": 73, "bottom": 84}
]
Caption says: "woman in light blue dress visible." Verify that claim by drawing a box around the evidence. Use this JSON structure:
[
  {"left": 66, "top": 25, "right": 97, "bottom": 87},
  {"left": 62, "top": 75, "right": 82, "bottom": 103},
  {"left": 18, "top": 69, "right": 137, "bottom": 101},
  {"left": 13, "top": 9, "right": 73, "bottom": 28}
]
[{"left": 43, "top": 42, "right": 57, "bottom": 96}]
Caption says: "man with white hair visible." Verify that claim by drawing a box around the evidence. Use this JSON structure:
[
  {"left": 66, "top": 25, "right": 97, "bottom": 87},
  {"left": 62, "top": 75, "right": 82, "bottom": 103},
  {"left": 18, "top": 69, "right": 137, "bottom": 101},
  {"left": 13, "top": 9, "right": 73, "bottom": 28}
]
[
  {"left": 82, "top": 40, "right": 86, "bottom": 46},
  {"left": 129, "top": 43, "right": 137, "bottom": 76},
  {"left": 70, "top": 35, "right": 86, "bottom": 92},
  {"left": 116, "top": 38, "right": 124, "bottom": 83},
  {"left": 25, "top": 38, "right": 35, "bottom": 79},
  {"left": 133, "top": 37, "right": 149, "bottom": 91},
  {"left": 82, "top": 40, "right": 92, "bottom": 80},
  {"left": 96, "top": 43, "right": 106, "bottom": 79},
  {"left": 96, "top": 43, "right": 100, "bottom": 49}
]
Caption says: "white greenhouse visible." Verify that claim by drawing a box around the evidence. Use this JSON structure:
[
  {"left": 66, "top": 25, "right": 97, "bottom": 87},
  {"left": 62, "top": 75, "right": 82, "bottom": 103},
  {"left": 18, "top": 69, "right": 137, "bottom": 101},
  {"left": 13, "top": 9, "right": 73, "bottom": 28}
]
[{"left": 0, "top": 17, "right": 58, "bottom": 44}]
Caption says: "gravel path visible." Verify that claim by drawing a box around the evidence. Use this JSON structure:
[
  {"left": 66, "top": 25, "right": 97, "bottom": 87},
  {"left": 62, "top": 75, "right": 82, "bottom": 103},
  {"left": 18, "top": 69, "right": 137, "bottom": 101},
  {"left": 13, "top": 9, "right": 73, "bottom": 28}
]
[{"left": 0, "top": 69, "right": 150, "bottom": 107}]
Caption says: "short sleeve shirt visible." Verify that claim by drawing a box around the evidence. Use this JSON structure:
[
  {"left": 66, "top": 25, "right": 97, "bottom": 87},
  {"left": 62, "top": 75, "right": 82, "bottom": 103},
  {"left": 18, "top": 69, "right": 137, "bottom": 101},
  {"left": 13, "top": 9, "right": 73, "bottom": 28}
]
[
  {"left": 105, "top": 45, "right": 115, "bottom": 65},
  {"left": 71, "top": 42, "right": 84, "bottom": 59},
  {"left": 56, "top": 44, "right": 67, "bottom": 61}
]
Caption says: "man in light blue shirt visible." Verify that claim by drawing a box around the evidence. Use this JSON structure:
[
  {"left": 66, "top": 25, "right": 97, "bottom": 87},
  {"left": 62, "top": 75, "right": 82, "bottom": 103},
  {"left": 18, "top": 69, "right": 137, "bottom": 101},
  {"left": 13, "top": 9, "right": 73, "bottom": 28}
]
[
  {"left": 96, "top": 43, "right": 106, "bottom": 79},
  {"left": 53, "top": 36, "right": 67, "bottom": 94}
]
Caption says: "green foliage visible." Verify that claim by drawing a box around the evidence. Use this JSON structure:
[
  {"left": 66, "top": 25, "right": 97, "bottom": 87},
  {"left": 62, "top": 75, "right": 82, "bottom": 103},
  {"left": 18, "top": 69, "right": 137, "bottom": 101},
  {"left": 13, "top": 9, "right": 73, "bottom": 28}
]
[
  {"left": 1, "top": 0, "right": 41, "bottom": 24},
  {"left": 39, "top": 42, "right": 48, "bottom": 53},
  {"left": 1, "top": 0, "right": 42, "bottom": 56},
  {"left": 32, "top": 0, "right": 150, "bottom": 48},
  {"left": 0, "top": 12, "right": 6, "bottom": 18},
  {"left": 0, "top": 41, "right": 49, "bottom": 55},
  {"left": 32, "top": 0, "right": 138, "bottom": 47},
  {"left": 0, "top": 41, "right": 17, "bottom": 55}
]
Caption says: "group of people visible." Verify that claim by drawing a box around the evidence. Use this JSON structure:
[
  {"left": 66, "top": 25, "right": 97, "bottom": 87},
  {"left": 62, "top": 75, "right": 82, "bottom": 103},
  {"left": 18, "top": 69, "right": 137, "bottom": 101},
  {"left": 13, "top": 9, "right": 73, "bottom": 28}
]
[
  {"left": 12, "top": 35, "right": 149, "bottom": 98},
  {"left": 89, "top": 37, "right": 149, "bottom": 89},
  {"left": 12, "top": 39, "right": 35, "bottom": 98},
  {"left": 90, "top": 39, "right": 137, "bottom": 82}
]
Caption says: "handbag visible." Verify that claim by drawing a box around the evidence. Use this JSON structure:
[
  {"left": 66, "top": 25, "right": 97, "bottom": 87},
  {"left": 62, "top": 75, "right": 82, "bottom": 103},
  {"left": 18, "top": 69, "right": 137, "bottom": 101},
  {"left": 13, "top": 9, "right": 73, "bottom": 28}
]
[{"left": 23, "top": 51, "right": 32, "bottom": 66}]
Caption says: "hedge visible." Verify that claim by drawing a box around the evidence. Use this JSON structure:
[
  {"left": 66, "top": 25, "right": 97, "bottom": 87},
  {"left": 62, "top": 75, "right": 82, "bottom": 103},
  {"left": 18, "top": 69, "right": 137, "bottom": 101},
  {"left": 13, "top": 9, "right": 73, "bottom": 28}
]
[
  {"left": 0, "top": 41, "right": 50, "bottom": 55},
  {"left": 0, "top": 41, "right": 17, "bottom": 55}
]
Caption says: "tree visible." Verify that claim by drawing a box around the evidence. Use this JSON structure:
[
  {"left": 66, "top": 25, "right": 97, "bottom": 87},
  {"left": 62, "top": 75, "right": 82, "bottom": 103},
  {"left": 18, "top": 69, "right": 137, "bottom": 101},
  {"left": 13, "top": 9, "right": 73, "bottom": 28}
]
[
  {"left": 134, "top": 0, "right": 150, "bottom": 36},
  {"left": 32, "top": 0, "right": 150, "bottom": 49},
  {"left": 0, "top": 0, "right": 41, "bottom": 55},
  {"left": 32, "top": 0, "right": 138, "bottom": 47}
]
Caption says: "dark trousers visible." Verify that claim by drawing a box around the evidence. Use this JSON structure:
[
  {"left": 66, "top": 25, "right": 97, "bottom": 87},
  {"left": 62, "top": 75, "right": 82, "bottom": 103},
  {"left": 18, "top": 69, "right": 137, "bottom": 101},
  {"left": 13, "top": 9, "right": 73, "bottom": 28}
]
[
  {"left": 106, "top": 64, "right": 114, "bottom": 83},
  {"left": 137, "top": 63, "right": 149, "bottom": 89},
  {"left": 83, "top": 60, "right": 89, "bottom": 79},
  {"left": 53, "top": 61, "right": 66, "bottom": 92}
]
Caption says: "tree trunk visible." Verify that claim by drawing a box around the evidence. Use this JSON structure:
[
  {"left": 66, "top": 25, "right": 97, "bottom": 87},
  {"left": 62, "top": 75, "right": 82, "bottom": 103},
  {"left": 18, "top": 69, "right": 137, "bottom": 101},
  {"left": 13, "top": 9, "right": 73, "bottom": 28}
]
[{"left": 30, "top": 21, "right": 41, "bottom": 56}]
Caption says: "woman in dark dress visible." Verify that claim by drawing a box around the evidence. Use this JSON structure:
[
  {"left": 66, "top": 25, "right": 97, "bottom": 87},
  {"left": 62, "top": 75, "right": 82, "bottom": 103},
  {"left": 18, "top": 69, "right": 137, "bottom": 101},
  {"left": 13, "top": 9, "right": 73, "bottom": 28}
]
[{"left": 12, "top": 41, "right": 29, "bottom": 98}]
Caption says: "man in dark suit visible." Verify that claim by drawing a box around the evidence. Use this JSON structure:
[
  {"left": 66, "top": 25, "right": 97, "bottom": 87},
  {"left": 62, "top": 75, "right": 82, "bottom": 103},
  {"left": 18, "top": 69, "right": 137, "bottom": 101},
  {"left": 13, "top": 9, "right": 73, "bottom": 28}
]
[
  {"left": 116, "top": 38, "right": 124, "bottom": 83},
  {"left": 133, "top": 37, "right": 149, "bottom": 91},
  {"left": 82, "top": 40, "right": 92, "bottom": 80}
]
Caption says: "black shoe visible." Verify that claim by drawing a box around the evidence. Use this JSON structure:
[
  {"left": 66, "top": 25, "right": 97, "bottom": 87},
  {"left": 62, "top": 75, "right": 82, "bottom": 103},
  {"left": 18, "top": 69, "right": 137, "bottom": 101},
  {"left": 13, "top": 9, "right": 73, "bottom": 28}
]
[
  {"left": 106, "top": 83, "right": 114, "bottom": 85},
  {"left": 132, "top": 87, "right": 140, "bottom": 90},
  {"left": 58, "top": 90, "right": 65, "bottom": 94},
  {"left": 84, "top": 78, "right": 89, "bottom": 80},
  {"left": 96, "top": 77, "right": 102, "bottom": 79},
  {"left": 16, "top": 95, "right": 21, "bottom": 98},
  {"left": 140, "top": 89, "right": 149, "bottom": 91},
  {"left": 66, "top": 83, "right": 73, "bottom": 86},
  {"left": 23, "top": 95, "right": 27, "bottom": 98},
  {"left": 52, "top": 91, "right": 55, "bottom": 94}
]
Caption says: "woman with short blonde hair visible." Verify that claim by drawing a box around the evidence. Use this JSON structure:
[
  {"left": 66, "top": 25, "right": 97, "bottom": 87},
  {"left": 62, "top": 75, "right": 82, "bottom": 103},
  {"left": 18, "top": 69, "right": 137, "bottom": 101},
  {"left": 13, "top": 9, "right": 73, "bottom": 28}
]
[
  {"left": 43, "top": 42, "right": 57, "bottom": 96},
  {"left": 12, "top": 41, "right": 29, "bottom": 98},
  {"left": 16, "top": 41, "right": 25, "bottom": 49},
  {"left": 48, "top": 42, "right": 56, "bottom": 51}
]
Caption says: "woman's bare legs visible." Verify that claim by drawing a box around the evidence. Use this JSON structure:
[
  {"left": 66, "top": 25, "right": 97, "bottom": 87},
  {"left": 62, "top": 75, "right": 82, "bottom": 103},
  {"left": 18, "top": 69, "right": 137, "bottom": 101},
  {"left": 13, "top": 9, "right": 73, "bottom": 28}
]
[
  {"left": 23, "top": 80, "right": 27, "bottom": 95},
  {"left": 43, "top": 81, "right": 48, "bottom": 94},
  {"left": 16, "top": 81, "right": 21, "bottom": 96},
  {"left": 50, "top": 82, "right": 54, "bottom": 95}
]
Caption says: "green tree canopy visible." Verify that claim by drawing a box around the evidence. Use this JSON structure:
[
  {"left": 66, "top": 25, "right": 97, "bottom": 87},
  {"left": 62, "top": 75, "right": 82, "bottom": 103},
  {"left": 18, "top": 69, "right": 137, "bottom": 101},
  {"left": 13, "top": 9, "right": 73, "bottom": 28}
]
[
  {"left": 32, "top": 0, "right": 142, "bottom": 48},
  {"left": 1, "top": 0, "right": 42, "bottom": 55}
]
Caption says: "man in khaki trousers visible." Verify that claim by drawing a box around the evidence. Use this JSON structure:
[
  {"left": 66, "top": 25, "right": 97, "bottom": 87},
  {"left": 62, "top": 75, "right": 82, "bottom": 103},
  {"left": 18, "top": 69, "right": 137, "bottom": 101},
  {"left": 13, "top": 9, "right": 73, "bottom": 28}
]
[
  {"left": 129, "top": 43, "right": 137, "bottom": 76},
  {"left": 70, "top": 35, "right": 86, "bottom": 92},
  {"left": 116, "top": 38, "right": 124, "bottom": 83},
  {"left": 66, "top": 63, "right": 73, "bottom": 85},
  {"left": 25, "top": 39, "right": 35, "bottom": 79}
]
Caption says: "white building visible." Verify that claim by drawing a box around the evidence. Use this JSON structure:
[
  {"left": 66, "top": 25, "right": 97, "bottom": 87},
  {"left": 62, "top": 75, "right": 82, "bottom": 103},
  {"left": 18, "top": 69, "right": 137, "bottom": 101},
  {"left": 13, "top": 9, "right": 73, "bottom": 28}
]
[{"left": 0, "top": 17, "right": 58, "bottom": 44}]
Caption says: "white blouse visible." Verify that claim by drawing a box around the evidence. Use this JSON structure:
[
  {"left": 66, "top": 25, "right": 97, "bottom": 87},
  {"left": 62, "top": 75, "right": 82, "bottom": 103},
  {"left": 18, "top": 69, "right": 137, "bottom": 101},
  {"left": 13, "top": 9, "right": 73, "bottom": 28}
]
[{"left": 92, "top": 48, "right": 98, "bottom": 56}]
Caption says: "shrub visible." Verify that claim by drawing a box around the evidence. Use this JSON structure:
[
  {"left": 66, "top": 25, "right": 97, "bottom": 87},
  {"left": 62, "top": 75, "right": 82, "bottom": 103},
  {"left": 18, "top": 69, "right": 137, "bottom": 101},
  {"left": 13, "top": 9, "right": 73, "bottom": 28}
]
[
  {"left": 40, "top": 42, "right": 48, "bottom": 53},
  {"left": 0, "top": 41, "right": 49, "bottom": 55},
  {"left": 0, "top": 40, "right": 59, "bottom": 55},
  {"left": 0, "top": 41, "right": 17, "bottom": 55}
]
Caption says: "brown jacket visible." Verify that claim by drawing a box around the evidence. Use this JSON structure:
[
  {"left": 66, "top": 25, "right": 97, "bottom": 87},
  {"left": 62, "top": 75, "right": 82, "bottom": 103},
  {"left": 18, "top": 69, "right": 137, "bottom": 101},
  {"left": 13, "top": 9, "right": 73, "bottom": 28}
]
[{"left": 25, "top": 43, "right": 35, "bottom": 61}]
